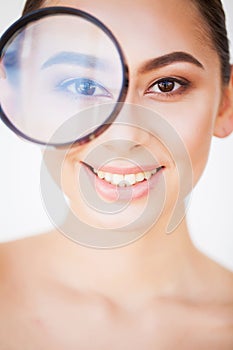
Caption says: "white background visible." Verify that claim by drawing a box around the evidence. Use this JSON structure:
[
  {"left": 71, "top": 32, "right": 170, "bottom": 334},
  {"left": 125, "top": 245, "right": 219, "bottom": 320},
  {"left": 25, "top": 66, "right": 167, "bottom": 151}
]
[{"left": 0, "top": 1, "right": 233, "bottom": 270}]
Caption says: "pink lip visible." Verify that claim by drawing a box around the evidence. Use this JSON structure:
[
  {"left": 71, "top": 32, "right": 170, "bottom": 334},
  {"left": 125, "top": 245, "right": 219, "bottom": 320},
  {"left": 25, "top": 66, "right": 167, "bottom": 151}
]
[{"left": 81, "top": 163, "right": 164, "bottom": 202}]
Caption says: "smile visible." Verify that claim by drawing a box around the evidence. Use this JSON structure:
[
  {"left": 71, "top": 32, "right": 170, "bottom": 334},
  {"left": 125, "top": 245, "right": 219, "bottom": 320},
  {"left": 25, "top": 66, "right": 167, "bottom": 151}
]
[
  {"left": 92, "top": 168, "right": 162, "bottom": 187},
  {"left": 81, "top": 161, "right": 164, "bottom": 201}
]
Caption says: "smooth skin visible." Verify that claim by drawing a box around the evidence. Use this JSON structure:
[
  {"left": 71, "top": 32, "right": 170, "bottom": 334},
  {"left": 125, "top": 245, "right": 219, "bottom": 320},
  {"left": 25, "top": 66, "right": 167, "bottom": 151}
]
[{"left": 0, "top": 0, "right": 233, "bottom": 349}]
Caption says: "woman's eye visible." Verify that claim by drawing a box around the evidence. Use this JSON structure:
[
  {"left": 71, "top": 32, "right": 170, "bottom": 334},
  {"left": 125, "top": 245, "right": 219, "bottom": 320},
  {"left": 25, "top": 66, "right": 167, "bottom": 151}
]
[
  {"left": 146, "top": 78, "right": 189, "bottom": 96},
  {"left": 57, "top": 78, "right": 112, "bottom": 98}
]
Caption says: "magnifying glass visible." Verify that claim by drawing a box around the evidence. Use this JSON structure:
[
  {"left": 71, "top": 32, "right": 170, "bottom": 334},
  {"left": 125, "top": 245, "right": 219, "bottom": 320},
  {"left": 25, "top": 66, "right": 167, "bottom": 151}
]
[{"left": 0, "top": 7, "right": 128, "bottom": 147}]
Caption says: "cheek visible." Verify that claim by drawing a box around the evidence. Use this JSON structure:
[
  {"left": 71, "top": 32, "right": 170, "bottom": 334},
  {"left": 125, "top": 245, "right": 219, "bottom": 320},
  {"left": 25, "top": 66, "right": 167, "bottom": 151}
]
[
  {"left": 147, "top": 83, "right": 221, "bottom": 188},
  {"left": 61, "top": 160, "right": 76, "bottom": 199},
  {"left": 174, "top": 97, "right": 219, "bottom": 185},
  {"left": 61, "top": 150, "right": 84, "bottom": 201},
  {"left": 60, "top": 144, "right": 92, "bottom": 201}
]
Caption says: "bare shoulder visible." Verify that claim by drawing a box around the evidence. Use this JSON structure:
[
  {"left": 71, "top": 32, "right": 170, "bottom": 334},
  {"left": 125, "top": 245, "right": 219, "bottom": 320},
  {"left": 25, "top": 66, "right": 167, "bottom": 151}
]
[
  {"left": 180, "top": 249, "right": 233, "bottom": 344},
  {"left": 149, "top": 249, "right": 233, "bottom": 346},
  {"left": 2, "top": 229, "right": 67, "bottom": 266},
  {"left": 195, "top": 249, "right": 233, "bottom": 304},
  {"left": 148, "top": 295, "right": 233, "bottom": 350},
  {"left": 0, "top": 231, "right": 57, "bottom": 290},
  {"left": 0, "top": 230, "right": 57, "bottom": 259}
]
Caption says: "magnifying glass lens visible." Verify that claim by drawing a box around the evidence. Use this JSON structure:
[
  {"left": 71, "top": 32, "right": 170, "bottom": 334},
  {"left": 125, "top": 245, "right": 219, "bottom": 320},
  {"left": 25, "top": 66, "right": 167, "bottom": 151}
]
[{"left": 0, "top": 9, "right": 127, "bottom": 146}]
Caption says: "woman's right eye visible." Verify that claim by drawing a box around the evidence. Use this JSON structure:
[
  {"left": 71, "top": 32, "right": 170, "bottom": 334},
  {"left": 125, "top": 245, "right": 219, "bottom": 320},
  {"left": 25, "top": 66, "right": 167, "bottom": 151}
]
[{"left": 56, "top": 77, "right": 112, "bottom": 98}]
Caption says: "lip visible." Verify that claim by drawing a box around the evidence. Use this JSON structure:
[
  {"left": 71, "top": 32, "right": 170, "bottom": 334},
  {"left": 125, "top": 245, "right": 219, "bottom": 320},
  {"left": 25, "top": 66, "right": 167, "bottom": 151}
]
[
  {"left": 81, "top": 162, "right": 164, "bottom": 202},
  {"left": 81, "top": 161, "right": 163, "bottom": 174}
]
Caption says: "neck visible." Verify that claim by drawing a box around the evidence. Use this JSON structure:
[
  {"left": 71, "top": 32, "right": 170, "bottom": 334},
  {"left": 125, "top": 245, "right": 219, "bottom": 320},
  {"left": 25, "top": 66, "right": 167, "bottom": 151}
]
[{"left": 43, "top": 217, "right": 199, "bottom": 309}]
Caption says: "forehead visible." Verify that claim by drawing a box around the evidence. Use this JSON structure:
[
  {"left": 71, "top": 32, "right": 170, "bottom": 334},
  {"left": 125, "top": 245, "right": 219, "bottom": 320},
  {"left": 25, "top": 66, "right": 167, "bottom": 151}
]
[{"left": 45, "top": 0, "right": 214, "bottom": 68}]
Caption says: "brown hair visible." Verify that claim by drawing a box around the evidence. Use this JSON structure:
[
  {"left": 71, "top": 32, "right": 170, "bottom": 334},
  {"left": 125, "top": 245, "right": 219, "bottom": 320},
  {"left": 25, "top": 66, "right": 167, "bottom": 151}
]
[
  {"left": 22, "top": 0, "right": 45, "bottom": 16},
  {"left": 22, "top": 0, "right": 231, "bottom": 84},
  {"left": 190, "top": 0, "right": 231, "bottom": 84}
]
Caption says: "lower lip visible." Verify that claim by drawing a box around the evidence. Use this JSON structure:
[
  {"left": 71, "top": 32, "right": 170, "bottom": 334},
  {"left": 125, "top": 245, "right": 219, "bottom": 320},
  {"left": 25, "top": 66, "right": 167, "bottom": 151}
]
[{"left": 83, "top": 166, "right": 164, "bottom": 202}]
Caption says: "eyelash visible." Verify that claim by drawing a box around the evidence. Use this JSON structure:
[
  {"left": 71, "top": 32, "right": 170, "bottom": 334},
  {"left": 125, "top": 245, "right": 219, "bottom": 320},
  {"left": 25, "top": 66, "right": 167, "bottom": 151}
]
[
  {"left": 55, "top": 77, "right": 112, "bottom": 100},
  {"left": 145, "top": 77, "right": 191, "bottom": 99},
  {"left": 53, "top": 75, "right": 190, "bottom": 103}
]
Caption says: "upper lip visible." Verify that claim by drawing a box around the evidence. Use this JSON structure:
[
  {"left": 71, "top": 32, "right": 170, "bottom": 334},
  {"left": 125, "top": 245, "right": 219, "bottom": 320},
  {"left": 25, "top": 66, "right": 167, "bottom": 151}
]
[{"left": 81, "top": 161, "right": 164, "bottom": 174}]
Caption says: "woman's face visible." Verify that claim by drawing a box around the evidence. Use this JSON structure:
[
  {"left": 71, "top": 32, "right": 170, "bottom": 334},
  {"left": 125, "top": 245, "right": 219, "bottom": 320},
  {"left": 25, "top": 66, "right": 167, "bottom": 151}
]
[{"left": 42, "top": 0, "right": 224, "bottom": 233}]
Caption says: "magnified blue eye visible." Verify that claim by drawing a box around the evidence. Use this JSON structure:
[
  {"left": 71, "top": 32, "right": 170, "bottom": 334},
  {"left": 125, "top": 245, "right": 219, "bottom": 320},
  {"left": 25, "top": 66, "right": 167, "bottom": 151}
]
[{"left": 57, "top": 77, "right": 112, "bottom": 98}]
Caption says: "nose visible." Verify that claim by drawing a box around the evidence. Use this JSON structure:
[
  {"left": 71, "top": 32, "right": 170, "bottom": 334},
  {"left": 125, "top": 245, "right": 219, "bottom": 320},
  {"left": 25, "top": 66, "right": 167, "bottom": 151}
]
[
  {"left": 100, "top": 97, "right": 152, "bottom": 154},
  {"left": 102, "top": 106, "right": 151, "bottom": 153}
]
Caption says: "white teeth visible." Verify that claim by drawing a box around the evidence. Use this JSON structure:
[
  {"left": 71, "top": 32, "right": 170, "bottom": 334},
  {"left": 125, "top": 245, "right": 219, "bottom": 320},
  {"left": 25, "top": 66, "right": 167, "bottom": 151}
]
[
  {"left": 104, "top": 172, "right": 112, "bottom": 183},
  {"left": 124, "top": 174, "right": 136, "bottom": 186},
  {"left": 135, "top": 172, "right": 145, "bottom": 182},
  {"left": 97, "top": 170, "right": 105, "bottom": 179},
  {"left": 94, "top": 168, "right": 159, "bottom": 186},
  {"left": 144, "top": 171, "right": 152, "bottom": 180},
  {"left": 112, "top": 174, "right": 124, "bottom": 185}
]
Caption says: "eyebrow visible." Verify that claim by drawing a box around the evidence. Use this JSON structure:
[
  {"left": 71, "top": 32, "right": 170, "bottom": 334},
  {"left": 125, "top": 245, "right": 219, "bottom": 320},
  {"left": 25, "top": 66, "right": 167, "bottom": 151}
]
[
  {"left": 41, "top": 51, "right": 108, "bottom": 70},
  {"left": 139, "top": 51, "right": 204, "bottom": 73}
]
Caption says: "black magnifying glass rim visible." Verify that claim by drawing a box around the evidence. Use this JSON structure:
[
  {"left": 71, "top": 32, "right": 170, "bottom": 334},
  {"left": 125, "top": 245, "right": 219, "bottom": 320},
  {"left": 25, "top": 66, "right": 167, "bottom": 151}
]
[{"left": 0, "top": 6, "right": 129, "bottom": 148}]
